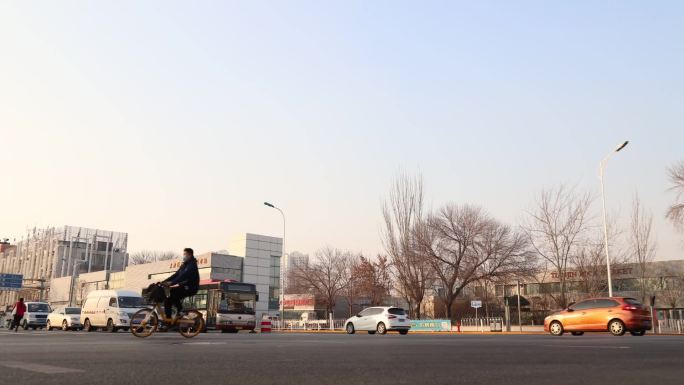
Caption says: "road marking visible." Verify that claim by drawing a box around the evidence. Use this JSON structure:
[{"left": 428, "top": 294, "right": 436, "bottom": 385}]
[
  {"left": 543, "top": 345, "right": 630, "bottom": 349},
  {"left": 181, "top": 341, "right": 227, "bottom": 345},
  {"left": 0, "top": 361, "right": 84, "bottom": 374}
]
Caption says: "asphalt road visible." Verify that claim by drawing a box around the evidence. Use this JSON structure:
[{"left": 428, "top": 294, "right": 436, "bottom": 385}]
[{"left": 0, "top": 330, "right": 682, "bottom": 385}]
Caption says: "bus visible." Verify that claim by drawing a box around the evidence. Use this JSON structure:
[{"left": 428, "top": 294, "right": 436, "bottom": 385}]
[{"left": 182, "top": 279, "right": 258, "bottom": 333}]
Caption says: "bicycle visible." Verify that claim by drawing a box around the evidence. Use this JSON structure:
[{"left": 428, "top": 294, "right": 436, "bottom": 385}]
[{"left": 130, "top": 283, "right": 205, "bottom": 338}]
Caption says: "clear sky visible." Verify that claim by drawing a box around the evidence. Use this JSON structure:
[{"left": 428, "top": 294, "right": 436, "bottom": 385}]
[{"left": 1, "top": 1, "right": 682, "bottom": 260}]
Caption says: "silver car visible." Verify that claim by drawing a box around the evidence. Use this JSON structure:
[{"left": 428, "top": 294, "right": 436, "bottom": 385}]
[
  {"left": 47, "top": 306, "right": 82, "bottom": 331},
  {"left": 345, "top": 307, "right": 410, "bottom": 335}
]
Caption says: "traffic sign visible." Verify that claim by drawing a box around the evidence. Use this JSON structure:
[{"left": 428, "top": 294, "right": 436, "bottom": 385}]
[
  {"left": 470, "top": 300, "right": 482, "bottom": 309},
  {"left": 0, "top": 273, "right": 23, "bottom": 291}
]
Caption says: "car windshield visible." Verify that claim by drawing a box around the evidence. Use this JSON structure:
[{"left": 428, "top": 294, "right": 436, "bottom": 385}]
[
  {"left": 218, "top": 293, "right": 256, "bottom": 314},
  {"left": 27, "top": 303, "right": 50, "bottom": 312},
  {"left": 388, "top": 308, "right": 407, "bottom": 315},
  {"left": 65, "top": 308, "right": 81, "bottom": 315},
  {"left": 117, "top": 297, "right": 144, "bottom": 308}
]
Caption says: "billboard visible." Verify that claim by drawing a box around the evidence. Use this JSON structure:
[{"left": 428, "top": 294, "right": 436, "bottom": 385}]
[{"left": 410, "top": 319, "right": 452, "bottom": 332}]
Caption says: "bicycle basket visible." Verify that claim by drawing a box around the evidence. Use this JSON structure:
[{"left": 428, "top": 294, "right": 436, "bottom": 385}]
[{"left": 146, "top": 284, "right": 167, "bottom": 303}]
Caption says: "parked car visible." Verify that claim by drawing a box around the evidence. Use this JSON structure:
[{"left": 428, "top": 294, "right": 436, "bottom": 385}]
[
  {"left": 20, "top": 302, "right": 51, "bottom": 330},
  {"left": 345, "top": 306, "right": 410, "bottom": 335},
  {"left": 81, "top": 290, "right": 145, "bottom": 332},
  {"left": 544, "top": 297, "right": 652, "bottom": 336},
  {"left": 47, "top": 306, "right": 82, "bottom": 331}
]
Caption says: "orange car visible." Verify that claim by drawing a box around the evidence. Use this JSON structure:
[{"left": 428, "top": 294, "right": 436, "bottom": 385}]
[{"left": 544, "top": 297, "right": 652, "bottom": 336}]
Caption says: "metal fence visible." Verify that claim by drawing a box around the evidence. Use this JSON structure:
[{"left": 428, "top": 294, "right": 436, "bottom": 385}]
[
  {"left": 460, "top": 317, "right": 504, "bottom": 328},
  {"left": 658, "top": 319, "right": 684, "bottom": 334},
  {"left": 271, "top": 319, "right": 347, "bottom": 331}
]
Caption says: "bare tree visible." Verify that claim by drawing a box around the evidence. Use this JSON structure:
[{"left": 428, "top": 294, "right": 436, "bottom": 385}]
[
  {"left": 660, "top": 277, "right": 684, "bottom": 315},
  {"left": 340, "top": 253, "right": 361, "bottom": 318},
  {"left": 290, "top": 247, "right": 349, "bottom": 318},
  {"left": 128, "top": 250, "right": 178, "bottom": 265},
  {"left": 666, "top": 161, "right": 684, "bottom": 229},
  {"left": 417, "top": 204, "right": 530, "bottom": 320},
  {"left": 382, "top": 172, "right": 432, "bottom": 319},
  {"left": 630, "top": 194, "right": 657, "bottom": 302},
  {"left": 569, "top": 215, "right": 627, "bottom": 300},
  {"left": 522, "top": 185, "right": 592, "bottom": 308},
  {"left": 354, "top": 255, "right": 393, "bottom": 306}
]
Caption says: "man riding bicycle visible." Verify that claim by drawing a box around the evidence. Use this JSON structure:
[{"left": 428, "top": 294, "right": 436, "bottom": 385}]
[{"left": 161, "top": 248, "right": 200, "bottom": 320}]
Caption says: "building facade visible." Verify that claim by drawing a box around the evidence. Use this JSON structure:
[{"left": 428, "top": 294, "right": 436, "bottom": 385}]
[
  {"left": 44, "top": 233, "right": 282, "bottom": 320},
  {"left": 0, "top": 226, "right": 128, "bottom": 306}
]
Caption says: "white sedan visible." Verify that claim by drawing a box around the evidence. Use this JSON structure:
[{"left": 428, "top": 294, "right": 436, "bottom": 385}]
[
  {"left": 47, "top": 307, "right": 82, "bottom": 331},
  {"left": 345, "top": 306, "right": 410, "bottom": 335}
]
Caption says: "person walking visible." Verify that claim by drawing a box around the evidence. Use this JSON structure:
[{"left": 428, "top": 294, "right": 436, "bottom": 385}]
[{"left": 11, "top": 298, "right": 26, "bottom": 332}]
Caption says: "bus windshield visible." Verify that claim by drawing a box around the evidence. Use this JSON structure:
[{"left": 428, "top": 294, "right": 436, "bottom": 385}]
[{"left": 218, "top": 292, "right": 256, "bottom": 314}]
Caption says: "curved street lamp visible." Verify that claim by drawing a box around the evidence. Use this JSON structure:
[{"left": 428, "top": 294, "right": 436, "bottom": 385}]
[
  {"left": 599, "top": 140, "right": 629, "bottom": 297},
  {"left": 264, "top": 202, "right": 285, "bottom": 325}
]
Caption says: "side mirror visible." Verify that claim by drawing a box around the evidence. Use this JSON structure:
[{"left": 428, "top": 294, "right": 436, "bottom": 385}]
[
  {"left": 567, "top": 308, "right": 574, "bottom": 312},
  {"left": 356, "top": 314, "right": 362, "bottom": 318}
]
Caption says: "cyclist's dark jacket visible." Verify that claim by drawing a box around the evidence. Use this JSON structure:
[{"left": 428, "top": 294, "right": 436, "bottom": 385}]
[{"left": 164, "top": 257, "right": 200, "bottom": 295}]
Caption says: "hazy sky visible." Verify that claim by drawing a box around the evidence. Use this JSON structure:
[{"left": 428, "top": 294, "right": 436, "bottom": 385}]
[{"left": 1, "top": 1, "right": 683, "bottom": 260}]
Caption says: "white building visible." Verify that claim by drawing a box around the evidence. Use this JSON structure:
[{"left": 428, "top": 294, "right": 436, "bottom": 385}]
[{"left": 46, "top": 233, "right": 282, "bottom": 320}]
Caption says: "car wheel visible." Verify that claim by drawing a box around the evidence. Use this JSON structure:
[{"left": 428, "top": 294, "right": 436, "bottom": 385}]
[
  {"left": 399, "top": 330, "right": 409, "bottom": 335},
  {"left": 345, "top": 323, "right": 355, "bottom": 334},
  {"left": 46, "top": 320, "right": 52, "bottom": 331},
  {"left": 377, "top": 322, "right": 387, "bottom": 335},
  {"left": 84, "top": 319, "right": 93, "bottom": 332},
  {"left": 62, "top": 320, "right": 69, "bottom": 331},
  {"left": 549, "top": 321, "right": 563, "bottom": 336},
  {"left": 106, "top": 319, "right": 117, "bottom": 333},
  {"left": 367, "top": 331, "right": 376, "bottom": 335},
  {"left": 609, "top": 319, "right": 626, "bottom": 336},
  {"left": 571, "top": 331, "right": 584, "bottom": 336},
  {"left": 630, "top": 330, "right": 645, "bottom": 336}
]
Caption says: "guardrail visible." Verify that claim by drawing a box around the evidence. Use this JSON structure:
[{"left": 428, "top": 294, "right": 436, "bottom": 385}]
[
  {"left": 271, "top": 319, "right": 347, "bottom": 331},
  {"left": 658, "top": 319, "right": 684, "bottom": 334}
]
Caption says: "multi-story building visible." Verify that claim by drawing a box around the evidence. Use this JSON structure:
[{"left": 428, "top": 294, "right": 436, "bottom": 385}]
[
  {"left": 0, "top": 226, "right": 128, "bottom": 306},
  {"left": 46, "top": 233, "right": 282, "bottom": 320},
  {"left": 282, "top": 251, "right": 309, "bottom": 290}
]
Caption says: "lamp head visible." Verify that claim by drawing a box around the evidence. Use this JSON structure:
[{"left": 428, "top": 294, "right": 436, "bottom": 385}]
[
  {"left": 615, "top": 141, "right": 629, "bottom": 152},
  {"left": 264, "top": 202, "right": 275, "bottom": 208}
]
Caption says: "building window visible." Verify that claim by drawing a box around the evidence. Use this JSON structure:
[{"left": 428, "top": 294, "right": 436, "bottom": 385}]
[{"left": 269, "top": 256, "right": 281, "bottom": 310}]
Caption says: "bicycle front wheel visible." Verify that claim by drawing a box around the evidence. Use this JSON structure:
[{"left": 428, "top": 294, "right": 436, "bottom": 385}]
[
  {"left": 177, "top": 310, "right": 205, "bottom": 338},
  {"left": 130, "top": 308, "right": 158, "bottom": 338}
]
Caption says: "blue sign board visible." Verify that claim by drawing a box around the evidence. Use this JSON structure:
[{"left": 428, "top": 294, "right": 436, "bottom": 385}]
[
  {"left": 410, "top": 319, "right": 452, "bottom": 332},
  {"left": 0, "top": 273, "right": 23, "bottom": 291}
]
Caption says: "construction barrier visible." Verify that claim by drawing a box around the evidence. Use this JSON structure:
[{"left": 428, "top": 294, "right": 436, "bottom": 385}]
[{"left": 260, "top": 319, "right": 272, "bottom": 333}]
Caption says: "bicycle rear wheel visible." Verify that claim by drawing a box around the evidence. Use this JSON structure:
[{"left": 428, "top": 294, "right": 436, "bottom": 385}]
[
  {"left": 177, "top": 310, "right": 204, "bottom": 338},
  {"left": 130, "top": 308, "right": 158, "bottom": 338}
]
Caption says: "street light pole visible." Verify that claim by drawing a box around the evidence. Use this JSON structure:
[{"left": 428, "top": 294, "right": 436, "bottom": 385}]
[
  {"left": 599, "top": 140, "right": 629, "bottom": 298},
  {"left": 517, "top": 279, "right": 522, "bottom": 333},
  {"left": 264, "top": 202, "right": 285, "bottom": 327},
  {"left": 68, "top": 260, "right": 86, "bottom": 307}
]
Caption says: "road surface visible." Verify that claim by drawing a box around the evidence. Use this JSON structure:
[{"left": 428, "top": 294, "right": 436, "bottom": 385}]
[{"left": 1, "top": 330, "right": 682, "bottom": 385}]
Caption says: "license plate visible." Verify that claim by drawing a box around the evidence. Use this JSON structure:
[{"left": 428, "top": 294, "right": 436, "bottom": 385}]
[{"left": 399, "top": 319, "right": 405, "bottom": 322}]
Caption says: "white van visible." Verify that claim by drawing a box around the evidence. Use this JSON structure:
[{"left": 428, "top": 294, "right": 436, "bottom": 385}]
[
  {"left": 20, "top": 302, "right": 51, "bottom": 330},
  {"left": 81, "top": 290, "right": 145, "bottom": 332}
]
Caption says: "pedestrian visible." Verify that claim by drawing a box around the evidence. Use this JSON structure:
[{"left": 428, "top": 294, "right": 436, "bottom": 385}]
[{"left": 11, "top": 298, "right": 26, "bottom": 332}]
